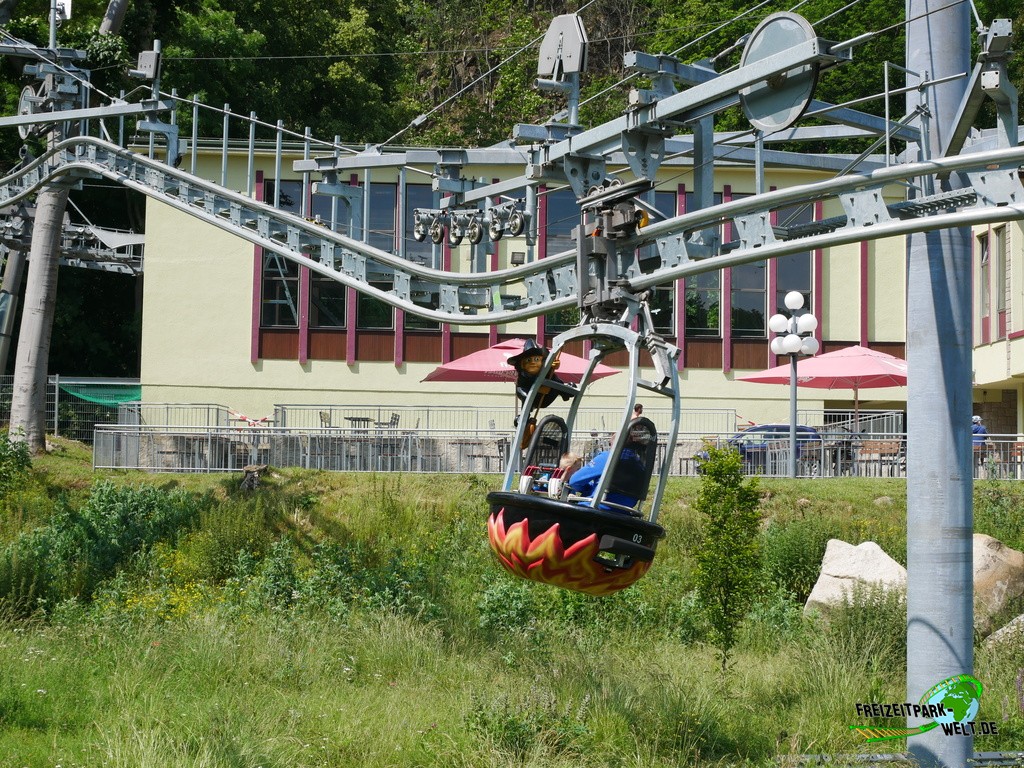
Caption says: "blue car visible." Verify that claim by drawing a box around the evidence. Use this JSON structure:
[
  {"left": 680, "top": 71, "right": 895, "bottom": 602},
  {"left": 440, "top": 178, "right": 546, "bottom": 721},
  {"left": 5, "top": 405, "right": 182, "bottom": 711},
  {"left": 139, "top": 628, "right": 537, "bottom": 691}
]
[{"left": 697, "top": 424, "right": 823, "bottom": 473}]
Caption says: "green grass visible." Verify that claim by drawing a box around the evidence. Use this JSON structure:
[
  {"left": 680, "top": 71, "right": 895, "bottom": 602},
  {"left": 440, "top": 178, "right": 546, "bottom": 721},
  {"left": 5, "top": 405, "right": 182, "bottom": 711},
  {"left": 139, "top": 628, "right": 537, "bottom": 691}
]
[{"left": 0, "top": 440, "right": 1021, "bottom": 766}]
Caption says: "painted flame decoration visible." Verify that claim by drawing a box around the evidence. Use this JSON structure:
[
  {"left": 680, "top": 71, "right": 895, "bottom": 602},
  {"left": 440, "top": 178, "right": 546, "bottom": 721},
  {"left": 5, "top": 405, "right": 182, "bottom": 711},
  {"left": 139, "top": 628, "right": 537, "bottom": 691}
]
[{"left": 487, "top": 508, "right": 651, "bottom": 596}]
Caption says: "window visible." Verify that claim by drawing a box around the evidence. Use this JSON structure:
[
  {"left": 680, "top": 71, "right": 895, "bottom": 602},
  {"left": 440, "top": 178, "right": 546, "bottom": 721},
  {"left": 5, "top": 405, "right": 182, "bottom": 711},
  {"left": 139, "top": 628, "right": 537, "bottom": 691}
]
[
  {"left": 261, "top": 255, "right": 299, "bottom": 327},
  {"left": 731, "top": 261, "right": 766, "bottom": 337},
  {"left": 994, "top": 226, "right": 1006, "bottom": 316},
  {"left": 357, "top": 280, "right": 394, "bottom": 330},
  {"left": 686, "top": 272, "right": 720, "bottom": 337},
  {"left": 404, "top": 184, "right": 434, "bottom": 266},
  {"left": 310, "top": 191, "right": 352, "bottom": 235},
  {"left": 684, "top": 191, "right": 724, "bottom": 338},
  {"left": 310, "top": 273, "right": 346, "bottom": 328},
  {"left": 406, "top": 290, "right": 440, "bottom": 331},
  {"left": 638, "top": 190, "right": 677, "bottom": 266},
  {"left": 774, "top": 204, "right": 813, "bottom": 315},
  {"left": 368, "top": 183, "right": 397, "bottom": 253},
  {"left": 979, "top": 231, "right": 990, "bottom": 318},
  {"left": 544, "top": 188, "right": 579, "bottom": 256},
  {"left": 649, "top": 286, "right": 674, "bottom": 335},
  {"left": 266, "top": 179, "right": 302, "bottom": 212}
]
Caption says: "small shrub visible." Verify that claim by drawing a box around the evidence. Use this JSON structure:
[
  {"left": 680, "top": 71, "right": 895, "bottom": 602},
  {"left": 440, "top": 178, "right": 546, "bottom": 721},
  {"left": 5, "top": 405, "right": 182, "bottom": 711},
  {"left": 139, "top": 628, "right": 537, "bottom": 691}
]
[
  {"left": 739, "top": 586, "right": 805, "bottom": 652},
  {"left": 669, "top": 589, "right": 710, "bottom": 645},
  {"left": 824, "top": 583, "right": 907, "bottom": 671},
  {"left": 0, "top": 431, "right": 31, "bottom": 497},
  {"left": 975, "top": 485, "right": 1024, "bottom": 551},
  {"left": 0, "top": 542, "right": 45, "bottom": 619},
  {"left": 176, "top": 498, "right": 274, "bottom": 582},
  {"left": 0, "top": 482, "right": 205, "bottom": 613},
  {"left": 692, "top": 445, "right": 763, "bottom": 671},
  {"left": 477, "top": 576, "right": 541, "bottom": 636},
  {"left": 466, "top": 688, "right": 591, "bottom": 757},
  {"left": 760, "top": 518, "right": 834, "bottom": 602},
  {"left": 254, "top": 538, "right": 299, "bottom": 610}
]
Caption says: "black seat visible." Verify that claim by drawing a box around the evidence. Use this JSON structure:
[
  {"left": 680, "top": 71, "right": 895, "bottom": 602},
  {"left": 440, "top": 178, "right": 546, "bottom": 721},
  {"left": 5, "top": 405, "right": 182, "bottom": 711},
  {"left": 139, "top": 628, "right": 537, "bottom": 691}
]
[
  {"left": 522, "top": 414, "right": 568, "bottom": 470},
  {"left": 608, "top": 417, "right": 658, "bottom": 504}
]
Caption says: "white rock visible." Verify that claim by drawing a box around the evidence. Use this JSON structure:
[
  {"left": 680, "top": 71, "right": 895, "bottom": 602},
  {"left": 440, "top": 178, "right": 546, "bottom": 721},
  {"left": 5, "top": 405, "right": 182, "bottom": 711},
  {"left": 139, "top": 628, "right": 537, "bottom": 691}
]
[
  {"left": 982, "top": 613, "right": 1024, "bottom": 649},
  {"left": 974, "top": 533, "right": 1024, "bottom": 634},
  {"left": 804, "top": 539, "right": 906, "bottom": 615}
]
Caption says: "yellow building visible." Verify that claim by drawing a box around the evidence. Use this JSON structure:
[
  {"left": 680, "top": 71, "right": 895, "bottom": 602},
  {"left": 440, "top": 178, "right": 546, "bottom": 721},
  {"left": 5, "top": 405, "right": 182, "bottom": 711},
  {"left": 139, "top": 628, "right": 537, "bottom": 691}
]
[{"left": 138, "top": 142, "right": 929, "bottom": 433}]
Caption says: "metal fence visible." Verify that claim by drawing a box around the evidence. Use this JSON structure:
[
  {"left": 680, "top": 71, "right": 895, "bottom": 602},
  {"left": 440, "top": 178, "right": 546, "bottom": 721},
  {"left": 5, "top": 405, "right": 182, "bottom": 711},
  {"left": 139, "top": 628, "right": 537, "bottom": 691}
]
[
  {"left": 92, "top": 422, "right": 1024, "bottom": 481},
  {"left": 1, "top": 375, "right": 140, "bottom": 442},
  {"left": 797, "top": 409, "right": 906, "bottom": 435},
  {"left": 93, "top": 423, "right": 719, "bottom": 475},
  {"left": 273, "top": 404, "right": 738, "bottom": 436},
  {"left": 118, "top": 402, "right": 233, "bottom": 427}
]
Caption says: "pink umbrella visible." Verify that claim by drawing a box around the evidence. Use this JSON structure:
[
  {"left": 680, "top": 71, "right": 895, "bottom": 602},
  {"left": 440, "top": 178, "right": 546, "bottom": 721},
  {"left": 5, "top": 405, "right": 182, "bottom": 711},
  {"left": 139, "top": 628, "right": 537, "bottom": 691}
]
[
  {"left": 737, "top": 345, "right": 907, "bottom": 427},
  {"left": 421, "top": 338, "right": 619, "bottom": 383}
]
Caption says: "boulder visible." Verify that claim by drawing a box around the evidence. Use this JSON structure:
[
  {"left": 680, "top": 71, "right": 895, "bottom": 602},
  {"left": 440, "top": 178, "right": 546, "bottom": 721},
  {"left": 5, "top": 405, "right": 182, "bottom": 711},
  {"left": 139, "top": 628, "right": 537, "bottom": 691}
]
[
  {"left": 974, "top": 533, "right": 1024, "bottom": 634},
  {"left": 982, "top": 613, "right": 1024, "bottom": 650},
  {"left": 804, "top": 539, "right": 906, "bottom": 616}
]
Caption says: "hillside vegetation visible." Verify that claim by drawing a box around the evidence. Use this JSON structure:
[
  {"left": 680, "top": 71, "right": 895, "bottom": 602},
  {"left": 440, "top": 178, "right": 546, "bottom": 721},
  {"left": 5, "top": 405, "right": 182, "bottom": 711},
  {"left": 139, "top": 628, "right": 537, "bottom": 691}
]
[
  {"left": 3, "top": 0, "right": 1023, "bottom": 157},
  {"left": 1, "top": 434, "right": 1024, "bottom": 766}
]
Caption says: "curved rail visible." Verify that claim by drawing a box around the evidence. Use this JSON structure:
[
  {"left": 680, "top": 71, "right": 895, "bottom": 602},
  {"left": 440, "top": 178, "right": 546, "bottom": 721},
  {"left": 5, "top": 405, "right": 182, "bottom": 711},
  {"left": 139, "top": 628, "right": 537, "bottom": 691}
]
[{"left": 3, "top": 136, "right": 1024, "bottom": 324}]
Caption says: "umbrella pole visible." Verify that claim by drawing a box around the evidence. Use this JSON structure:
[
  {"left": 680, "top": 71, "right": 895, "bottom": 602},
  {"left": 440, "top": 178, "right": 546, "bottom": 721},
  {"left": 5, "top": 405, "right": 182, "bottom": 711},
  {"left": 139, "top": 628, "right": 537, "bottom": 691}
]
[{"left": 853, "top": 384, "right": 859, "bottom": 433}]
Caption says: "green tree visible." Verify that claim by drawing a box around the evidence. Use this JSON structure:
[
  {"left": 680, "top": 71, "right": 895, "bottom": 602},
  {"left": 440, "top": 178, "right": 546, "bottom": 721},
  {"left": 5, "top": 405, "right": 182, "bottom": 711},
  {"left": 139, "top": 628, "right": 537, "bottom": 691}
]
[{"left": 693, "top": 444, "right": 762, "bottom": 672}]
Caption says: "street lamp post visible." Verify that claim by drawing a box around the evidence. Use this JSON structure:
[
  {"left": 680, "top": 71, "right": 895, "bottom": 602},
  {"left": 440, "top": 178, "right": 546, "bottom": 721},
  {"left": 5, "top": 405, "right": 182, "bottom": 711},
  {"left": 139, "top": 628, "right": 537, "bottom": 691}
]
[{"left": 768, "top": 291, "right": 819, "bottom": 478}]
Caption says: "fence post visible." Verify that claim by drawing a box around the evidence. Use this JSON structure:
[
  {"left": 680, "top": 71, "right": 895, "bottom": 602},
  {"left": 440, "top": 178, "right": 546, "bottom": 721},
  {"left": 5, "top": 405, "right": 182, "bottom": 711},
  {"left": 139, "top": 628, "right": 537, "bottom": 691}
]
[{"left": 52, "top": 374, "right": 59, "bottom": 437}]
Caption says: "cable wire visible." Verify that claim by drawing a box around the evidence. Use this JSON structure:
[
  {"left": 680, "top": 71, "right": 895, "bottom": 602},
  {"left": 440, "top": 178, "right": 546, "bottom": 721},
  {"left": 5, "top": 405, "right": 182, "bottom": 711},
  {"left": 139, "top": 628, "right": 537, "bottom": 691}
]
[{"left": 378, "top": 32, "right": 545, "bottom": 148}]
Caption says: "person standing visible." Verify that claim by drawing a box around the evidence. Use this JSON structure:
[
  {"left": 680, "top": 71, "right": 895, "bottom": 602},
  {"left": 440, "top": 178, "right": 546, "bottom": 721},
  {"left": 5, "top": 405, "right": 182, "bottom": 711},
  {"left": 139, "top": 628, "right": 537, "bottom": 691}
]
[
  {"left": 972, "top": 415, "right": 991, "bottom": 476},
  {"left": 971, "top": 415, "right": 989, "bottom": 445}
]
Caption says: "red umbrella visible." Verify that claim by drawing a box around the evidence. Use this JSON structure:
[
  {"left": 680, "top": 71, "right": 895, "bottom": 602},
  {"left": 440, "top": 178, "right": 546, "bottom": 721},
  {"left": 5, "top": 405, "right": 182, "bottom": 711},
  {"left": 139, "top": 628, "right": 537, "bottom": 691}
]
[
  {"left": 421, "top": 338, "right": 619, "bottom": 383},
  {"left": 736, "top": 345, "right": 908, "bottom": 426}
]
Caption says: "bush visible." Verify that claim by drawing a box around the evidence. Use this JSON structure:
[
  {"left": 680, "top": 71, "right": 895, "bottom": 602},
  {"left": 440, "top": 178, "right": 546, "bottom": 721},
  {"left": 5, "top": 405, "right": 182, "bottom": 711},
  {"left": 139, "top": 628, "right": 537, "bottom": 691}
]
[
  {"left": 822, "top": 583, "right": 907, "bottom": 672},
  {"left": 0, "top": 431, "right": 31, "bottom": 497},
  {"left": 739, "top": 586, "right": 805, "bottom": 652},
  {"left": 477, "top": 576, "right": 541, "bottom": 636},
  {"left": 0, "top": 482, "right": 205, "bottom": 614},
  {"left": 175, "top": 497, "right": 275, "bottom": 583},
  {"left": 466, "top": 687, "right": 591, "bottom": 758},
  {"left": 975, "top": 485, "right": 1024, "bottom": 551},
  {"left": 760, "top": 517, "right": 834, "bottom": 602},
  {"left": 692, "top": 445, "right": 763, "bottom": 671}
]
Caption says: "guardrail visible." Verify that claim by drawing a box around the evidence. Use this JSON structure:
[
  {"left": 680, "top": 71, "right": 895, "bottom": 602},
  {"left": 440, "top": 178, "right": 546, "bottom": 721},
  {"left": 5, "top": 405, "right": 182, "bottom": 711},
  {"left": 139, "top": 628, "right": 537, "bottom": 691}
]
[{"left": 91, "top": 424, "right": 1024, "bottom": 479}]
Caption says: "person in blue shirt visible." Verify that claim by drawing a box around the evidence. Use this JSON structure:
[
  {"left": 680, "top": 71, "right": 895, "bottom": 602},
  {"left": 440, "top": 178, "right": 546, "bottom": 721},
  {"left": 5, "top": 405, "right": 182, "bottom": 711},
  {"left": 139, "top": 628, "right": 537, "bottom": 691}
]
[
  {"left": 568, "top": 423, "right": 652, "bottom": 512},
  {"left": 972, "top": 415, "right": 990, "bottom": 446}
]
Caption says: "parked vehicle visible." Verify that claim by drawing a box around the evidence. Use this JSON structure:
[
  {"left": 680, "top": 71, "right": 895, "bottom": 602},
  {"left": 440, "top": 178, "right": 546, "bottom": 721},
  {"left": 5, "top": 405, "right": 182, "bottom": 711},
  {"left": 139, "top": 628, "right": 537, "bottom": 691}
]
[{"left": 696, "top": 424, "right": 823, "bottom": 474}]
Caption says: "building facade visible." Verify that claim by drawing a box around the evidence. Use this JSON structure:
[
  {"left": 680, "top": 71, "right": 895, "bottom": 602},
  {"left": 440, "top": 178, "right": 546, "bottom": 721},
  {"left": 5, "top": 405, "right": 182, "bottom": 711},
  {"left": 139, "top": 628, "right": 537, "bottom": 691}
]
[{"left": 137, "top": 144, "right": 1020, "bottom": 435}]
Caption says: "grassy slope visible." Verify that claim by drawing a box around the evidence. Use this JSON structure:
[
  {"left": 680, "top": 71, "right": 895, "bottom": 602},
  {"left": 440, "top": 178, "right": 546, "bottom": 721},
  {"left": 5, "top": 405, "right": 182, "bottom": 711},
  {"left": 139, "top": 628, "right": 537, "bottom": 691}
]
[{"left": 0, "top": 440, "right": 1022, "bottom": 767}]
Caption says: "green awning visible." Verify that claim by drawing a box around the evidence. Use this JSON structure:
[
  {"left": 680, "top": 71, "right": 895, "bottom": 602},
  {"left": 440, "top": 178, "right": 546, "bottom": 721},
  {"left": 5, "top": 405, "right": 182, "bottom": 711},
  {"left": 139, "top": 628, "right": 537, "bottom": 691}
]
[{"left": 58, "top": 383, "right": 142, "bottom": 407}]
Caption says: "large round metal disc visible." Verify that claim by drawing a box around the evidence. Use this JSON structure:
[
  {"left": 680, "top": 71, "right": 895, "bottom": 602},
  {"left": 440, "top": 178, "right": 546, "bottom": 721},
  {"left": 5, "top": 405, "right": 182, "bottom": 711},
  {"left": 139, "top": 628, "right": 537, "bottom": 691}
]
[
  {"left": 17, "top": 85, "right": 38, "bottom": 140},
  {"left": 739, "top": 12, "right": 818, "bottom": 133}
]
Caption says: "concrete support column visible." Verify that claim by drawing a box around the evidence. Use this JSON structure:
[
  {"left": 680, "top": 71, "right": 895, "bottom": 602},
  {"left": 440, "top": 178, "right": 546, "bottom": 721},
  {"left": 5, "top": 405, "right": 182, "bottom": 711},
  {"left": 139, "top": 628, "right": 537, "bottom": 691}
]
[{"left": 905, "top": 1, "right": 973, "bottom": 766}]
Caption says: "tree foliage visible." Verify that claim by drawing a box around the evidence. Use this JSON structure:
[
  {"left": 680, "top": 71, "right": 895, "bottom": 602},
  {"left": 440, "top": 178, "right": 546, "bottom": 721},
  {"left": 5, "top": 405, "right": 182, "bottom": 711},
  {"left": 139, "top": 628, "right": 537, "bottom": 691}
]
[
  {"left": 0, "top": 0, "right": 1020, "bottom": 151},
  {"left": 693, "top": 444, "right": 763, "bottom": 672}
]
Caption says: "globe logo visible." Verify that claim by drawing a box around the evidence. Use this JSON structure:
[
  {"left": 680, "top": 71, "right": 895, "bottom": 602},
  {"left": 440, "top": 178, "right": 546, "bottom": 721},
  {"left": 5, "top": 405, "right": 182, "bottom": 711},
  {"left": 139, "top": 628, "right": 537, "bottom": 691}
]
[
  {"left": 922, "top": 674, "right": 982, "bottom": 727},
  {"left": 849, "top": 673, "right": 994, "bottom": 742}
]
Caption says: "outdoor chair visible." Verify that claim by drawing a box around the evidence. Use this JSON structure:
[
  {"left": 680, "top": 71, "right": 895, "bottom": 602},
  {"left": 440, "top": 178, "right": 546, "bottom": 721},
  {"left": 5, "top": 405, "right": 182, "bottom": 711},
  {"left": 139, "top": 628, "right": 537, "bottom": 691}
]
[
  {"left": 857, "top": 440, "right": 902, "bottom": 477},
  {"left": 376, "top": 412, "right": 400, "bottom": 430}
]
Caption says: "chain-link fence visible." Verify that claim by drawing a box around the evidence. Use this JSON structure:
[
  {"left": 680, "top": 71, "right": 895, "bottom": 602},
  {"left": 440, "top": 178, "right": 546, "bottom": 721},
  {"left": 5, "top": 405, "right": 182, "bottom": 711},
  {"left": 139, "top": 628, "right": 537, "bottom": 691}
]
[{"left": 0, "top": 376, "right": 141, "bottom": 442}]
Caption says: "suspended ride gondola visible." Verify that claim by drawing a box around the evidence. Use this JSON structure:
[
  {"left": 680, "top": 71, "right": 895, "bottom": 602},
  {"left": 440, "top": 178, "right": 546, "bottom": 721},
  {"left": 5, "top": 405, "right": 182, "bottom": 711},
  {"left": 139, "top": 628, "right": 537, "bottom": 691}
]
[{"left": 486, "top": 292, "right": 682, "bottom": 596}]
